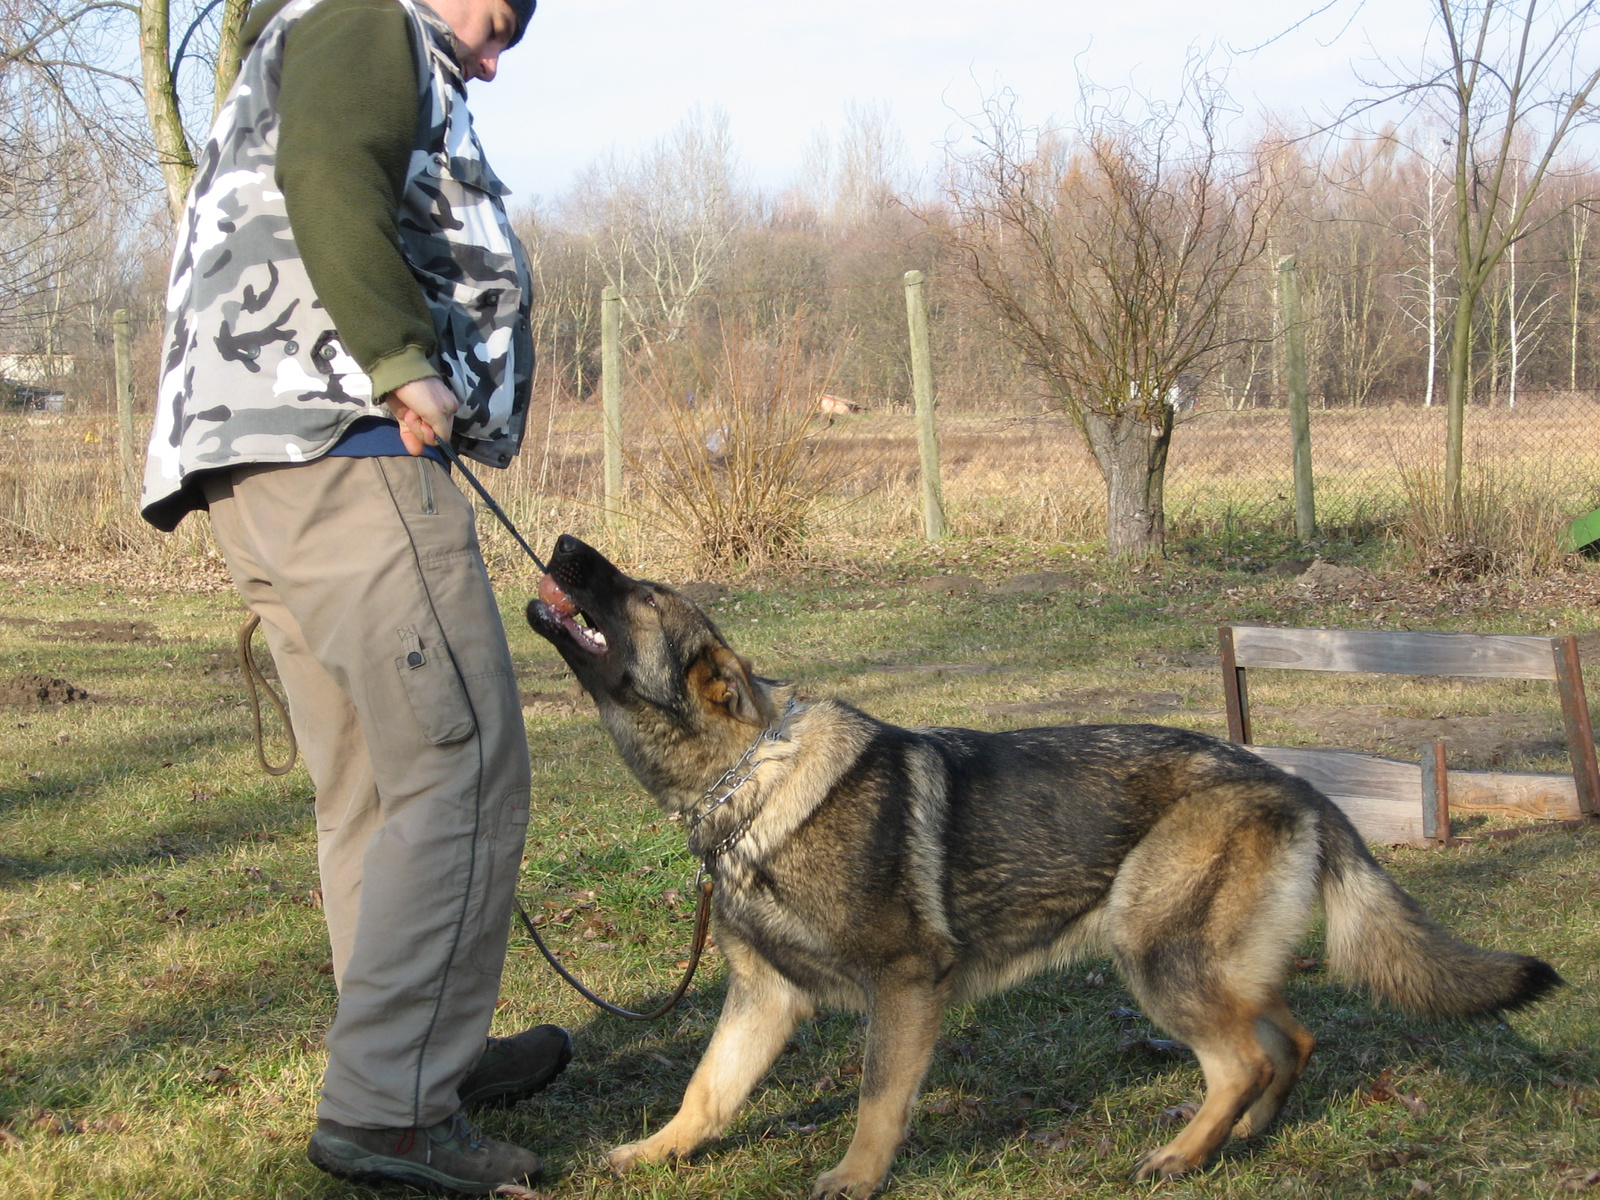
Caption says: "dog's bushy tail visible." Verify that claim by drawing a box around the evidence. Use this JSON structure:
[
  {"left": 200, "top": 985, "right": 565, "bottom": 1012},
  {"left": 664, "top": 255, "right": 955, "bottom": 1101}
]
[{"left": 1318, "top": 810, "right": 1561, "bottom": 1017}]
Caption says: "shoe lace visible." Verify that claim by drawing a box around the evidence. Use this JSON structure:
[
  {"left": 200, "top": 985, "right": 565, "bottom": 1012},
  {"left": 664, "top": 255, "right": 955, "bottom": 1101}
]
[{"left": 427, "top": 1110, "right": 485, "bottom": 1163}]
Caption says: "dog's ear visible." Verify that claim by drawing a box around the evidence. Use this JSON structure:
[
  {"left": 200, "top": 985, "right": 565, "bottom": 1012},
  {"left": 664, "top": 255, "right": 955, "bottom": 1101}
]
[{"left": 702, "top": 645, "right": 766, "bottom": 726}]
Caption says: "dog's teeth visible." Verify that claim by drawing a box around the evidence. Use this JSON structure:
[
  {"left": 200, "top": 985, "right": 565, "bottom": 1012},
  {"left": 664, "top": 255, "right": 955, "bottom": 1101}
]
[{"left": 591, "top": 630, "right": 608, "bottom": 649}]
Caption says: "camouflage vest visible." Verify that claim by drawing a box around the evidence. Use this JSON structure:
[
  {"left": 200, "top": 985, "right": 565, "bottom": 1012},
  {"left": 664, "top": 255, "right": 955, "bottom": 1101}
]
[{"left": 142, "top": 0, "right": 532, "bottom": 524}]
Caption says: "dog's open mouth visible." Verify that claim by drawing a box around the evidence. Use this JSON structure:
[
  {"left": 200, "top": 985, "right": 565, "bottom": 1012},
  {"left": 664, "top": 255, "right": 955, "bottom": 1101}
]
[{"left": 534, "top": 574, "right": 608, "bottom": 655}]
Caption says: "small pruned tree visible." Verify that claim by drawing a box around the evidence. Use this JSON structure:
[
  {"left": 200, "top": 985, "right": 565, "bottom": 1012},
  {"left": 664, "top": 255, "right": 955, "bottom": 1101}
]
[
  {"left": 940, "top": 77, "right": 1275, "bottom": 559},
  {"left": 629, "top": 314, "right": 853, "bottom": 572}
]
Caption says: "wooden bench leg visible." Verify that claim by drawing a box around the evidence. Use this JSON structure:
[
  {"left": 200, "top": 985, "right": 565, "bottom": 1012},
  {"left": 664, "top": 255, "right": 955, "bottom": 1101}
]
[
  {"left": 1421, "top": 740, "right": 1450, "bottom": 846},
  {"left": 1220, "top": 626, "right": 1251, "bottom": 744},
  {"left": 1554, "top": 635, "right": 1599, "bottom": 818}
]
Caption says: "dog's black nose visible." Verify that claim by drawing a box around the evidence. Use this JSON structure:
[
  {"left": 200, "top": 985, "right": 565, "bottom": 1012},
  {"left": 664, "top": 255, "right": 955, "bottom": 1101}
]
[{"left": 554, "top": 533, "right": 583, "bottom": 559}]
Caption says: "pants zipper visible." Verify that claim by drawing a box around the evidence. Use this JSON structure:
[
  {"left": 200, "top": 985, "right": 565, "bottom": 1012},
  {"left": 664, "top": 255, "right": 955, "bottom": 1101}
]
[{"left": 416, "top": 457, "right": 437, "bottom": 515}]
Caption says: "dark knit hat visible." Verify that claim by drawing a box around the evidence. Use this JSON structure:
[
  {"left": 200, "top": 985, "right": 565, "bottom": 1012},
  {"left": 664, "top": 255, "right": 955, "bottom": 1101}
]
[{"left": 506, "top": 0, "right": 536, "bottom": 47}]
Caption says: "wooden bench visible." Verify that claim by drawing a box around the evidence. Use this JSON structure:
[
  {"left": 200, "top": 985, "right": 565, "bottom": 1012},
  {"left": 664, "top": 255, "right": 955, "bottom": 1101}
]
[{"left": 1218, "top": 625, "right": 1600, "bottom": 847}]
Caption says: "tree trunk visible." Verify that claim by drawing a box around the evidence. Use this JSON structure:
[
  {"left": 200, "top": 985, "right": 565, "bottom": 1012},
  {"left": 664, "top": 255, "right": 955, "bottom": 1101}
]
[
  {"left": 213, "top": 0, "right": 251, "bottom": 119},
  {"left": 1082, "top": 409, "right": 1170, "bottom": 560},
  {"left": 139, "top": 0, "right": 195, "bottom": 220},
  {"left": 1443, "top": 287, "right": 1476, "bottom": 516}
]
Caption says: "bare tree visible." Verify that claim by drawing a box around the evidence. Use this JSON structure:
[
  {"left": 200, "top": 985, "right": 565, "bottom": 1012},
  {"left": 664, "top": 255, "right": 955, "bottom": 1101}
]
[
  {"left": 940, "top": 80, "right": 1275, "bottom": 558},
  {"left": 0, "top": 0, "right": 247, "bottom": 220},
  {"left": 574, "top": 107, "right": 744, "bottom": 344},
  {"left": 1376, "top": 0, "right": 1600, "bottom": 507}
]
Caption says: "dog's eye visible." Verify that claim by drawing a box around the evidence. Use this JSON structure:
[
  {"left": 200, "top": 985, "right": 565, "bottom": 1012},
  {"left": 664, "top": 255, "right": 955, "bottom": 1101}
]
[{"left": 643, "top": 593, "right": 658, "bottom": 609}]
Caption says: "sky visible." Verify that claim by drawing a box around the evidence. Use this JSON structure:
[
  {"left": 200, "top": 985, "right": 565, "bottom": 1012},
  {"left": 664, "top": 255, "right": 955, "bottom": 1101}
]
[{"left": 467, "top": 0, "right": 1438, "bottom": 206}]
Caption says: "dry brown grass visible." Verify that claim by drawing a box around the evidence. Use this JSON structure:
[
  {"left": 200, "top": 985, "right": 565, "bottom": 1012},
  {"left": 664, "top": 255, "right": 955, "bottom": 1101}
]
[{"left": 6, "top": 393, "right": 1598, "bottom": 578}]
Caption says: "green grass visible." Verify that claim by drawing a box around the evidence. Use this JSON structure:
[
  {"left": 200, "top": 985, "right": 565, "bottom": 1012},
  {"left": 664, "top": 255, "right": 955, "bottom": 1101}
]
[{"left": 1, "top": 544, "right": 1598, "bottom": 1198}]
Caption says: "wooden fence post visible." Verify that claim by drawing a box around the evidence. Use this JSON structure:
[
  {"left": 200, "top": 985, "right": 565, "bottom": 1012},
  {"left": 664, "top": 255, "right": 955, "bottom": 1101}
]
[
  {"left": 601, "top": 284, "right": 622, "bottom": 533},
  {"left": 114, "top": 308, "right": 136, "bottom": 507},
  {"left": 903, "top": 270, "right": 948, "bottom": 541},
  {"left": 1278, "top": 255, "right": 1315, "bottom": 543}
]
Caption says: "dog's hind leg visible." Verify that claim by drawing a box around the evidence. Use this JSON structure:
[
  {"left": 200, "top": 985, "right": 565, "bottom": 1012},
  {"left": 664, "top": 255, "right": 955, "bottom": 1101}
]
[
  {"left": 609, "top": 942, "right": 812, "bottom": 1174},
  {"left": 810, "top": 963, "right": 946, "bottom": 1200},
  {"left": 1107, "top": 782, "right": 1321, "bottom": 1180},
  {"left": 1232, "top": 996, "right": 1314, "bottom": 1139},
  {"left": 1131, "top": 1003, "right": 1274, "bottom": 1181}
]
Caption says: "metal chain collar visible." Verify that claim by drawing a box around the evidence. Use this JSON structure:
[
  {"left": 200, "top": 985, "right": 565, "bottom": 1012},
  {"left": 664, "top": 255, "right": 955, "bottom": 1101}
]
[{"left": 687, "top": 698, "right": 798, "bottom": 858}]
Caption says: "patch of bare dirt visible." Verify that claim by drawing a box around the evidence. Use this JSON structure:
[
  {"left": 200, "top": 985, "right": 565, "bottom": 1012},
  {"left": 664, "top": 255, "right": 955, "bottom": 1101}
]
[
  {"left": 916, "top": 574, "right": 984, "bottom": 595},
  {"left": 0, "top": 673, "right": 91, "bottom": 705},
  {"left": 993, "top": 572, "right": 1075, "bottom": 595},
  {"left": 0, "top": 548, "right": 233, "bottom": 595},
  {"left": 0, "top": 615, "right": 162, "bottom": 643},
  {"left": 987, "top": 688, "right": 1183, "bottom": 720},
  {"left": 49, "top": 619, "right": 160, "bottom": 644}
]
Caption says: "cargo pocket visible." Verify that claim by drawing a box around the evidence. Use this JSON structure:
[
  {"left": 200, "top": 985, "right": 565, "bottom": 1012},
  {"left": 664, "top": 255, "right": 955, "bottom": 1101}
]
[{"left": 393, "top": 623, "right": 476, "bottom": 745}]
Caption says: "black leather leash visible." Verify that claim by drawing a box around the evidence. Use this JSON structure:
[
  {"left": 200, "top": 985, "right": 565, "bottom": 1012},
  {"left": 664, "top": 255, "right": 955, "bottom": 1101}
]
[
  {"left": 436, "top": 441, "right": 549, "bottom": 572},
  {"left": 438, "top": 439, "right": 714, "bottom": 1020}
]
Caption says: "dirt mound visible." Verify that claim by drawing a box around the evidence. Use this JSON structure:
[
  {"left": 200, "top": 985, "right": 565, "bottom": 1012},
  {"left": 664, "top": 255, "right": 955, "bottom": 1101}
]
[
  {"left": 1295, "top": 559, "right": 1375, "bottom": 589},
  {"left": 0, "top": 673, "right": 91, "bottom": 705}
]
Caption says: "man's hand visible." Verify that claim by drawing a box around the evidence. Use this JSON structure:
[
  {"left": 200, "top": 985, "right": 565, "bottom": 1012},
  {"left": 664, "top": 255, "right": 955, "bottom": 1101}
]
[{"left": 385, "top": 376, "right": 458, "bottom": 455}]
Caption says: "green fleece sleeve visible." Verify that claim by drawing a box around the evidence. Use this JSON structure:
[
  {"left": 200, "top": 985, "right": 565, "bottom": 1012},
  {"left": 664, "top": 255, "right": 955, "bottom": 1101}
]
[{"left": 275, "top": 0, "right": 439, "bottom": 398}]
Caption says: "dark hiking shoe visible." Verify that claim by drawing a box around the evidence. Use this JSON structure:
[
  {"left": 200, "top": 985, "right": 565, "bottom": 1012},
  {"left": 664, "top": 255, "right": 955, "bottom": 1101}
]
[
  {"left": 458, "top": 1024, "right": 573, "bottom": 1108},
  {"left": 306, "top": 1111, "right": 541, "bottom": 1195}
]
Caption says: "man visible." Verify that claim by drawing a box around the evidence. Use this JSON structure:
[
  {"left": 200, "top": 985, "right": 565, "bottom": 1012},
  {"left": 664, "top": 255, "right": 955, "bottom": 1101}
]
[{"left": 139, "top": 0, "right": 568, "bottom": 1192}]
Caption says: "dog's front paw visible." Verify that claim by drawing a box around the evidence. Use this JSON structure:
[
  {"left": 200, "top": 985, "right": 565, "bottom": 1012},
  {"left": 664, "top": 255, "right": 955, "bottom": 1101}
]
[
  {"left": 1133, "top": 1145, "right": 1200, "bottom": 1182},
  {"left": 607, "top": 1137, "right": 672, "bottom": 1174},
  {"left": 809, "top": 1166, "right": 882, "bottom": 1199}
]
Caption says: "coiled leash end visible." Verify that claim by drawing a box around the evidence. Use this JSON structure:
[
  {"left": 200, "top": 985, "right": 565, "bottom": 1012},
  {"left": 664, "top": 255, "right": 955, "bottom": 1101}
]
[{"left": 237, "top": 613, "right": 298, "bottom": 776}]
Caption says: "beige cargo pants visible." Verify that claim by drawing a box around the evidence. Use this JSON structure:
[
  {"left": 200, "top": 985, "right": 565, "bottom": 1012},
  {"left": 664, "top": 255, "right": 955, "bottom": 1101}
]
[{"left": 204, "top": 455, "right": 529, "bottom": 1130}]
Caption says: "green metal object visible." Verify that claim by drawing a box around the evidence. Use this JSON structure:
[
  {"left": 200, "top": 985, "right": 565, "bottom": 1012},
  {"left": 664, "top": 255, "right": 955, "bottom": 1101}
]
[{"left": 1561, "top": 507, "right": 1600, "bottom": 553}]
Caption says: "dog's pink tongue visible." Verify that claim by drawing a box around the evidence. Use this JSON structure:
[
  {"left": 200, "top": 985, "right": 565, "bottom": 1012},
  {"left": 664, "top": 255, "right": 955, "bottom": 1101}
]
[{"left": 539, "top": 574, "right": 578, "bottom": 618}]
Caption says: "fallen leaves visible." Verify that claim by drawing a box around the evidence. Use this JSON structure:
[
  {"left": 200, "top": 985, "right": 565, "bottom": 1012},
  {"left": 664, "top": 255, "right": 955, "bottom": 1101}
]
[
  {"left": 1025, "top": 1126, "right": 1075, "bottom": 1153},
  {"left": 1364, "top": 1068, "right": 1428, "bottom": 1116},
  {"left": 1559, "top": 1167, "right": 1600, "bottom": 1191}
]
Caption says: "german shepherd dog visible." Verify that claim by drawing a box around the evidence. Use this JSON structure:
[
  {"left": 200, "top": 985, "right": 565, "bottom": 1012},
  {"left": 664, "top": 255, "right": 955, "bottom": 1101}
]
[{"left": 526, "top": 535, "right": 1559, "bottom": 1199}]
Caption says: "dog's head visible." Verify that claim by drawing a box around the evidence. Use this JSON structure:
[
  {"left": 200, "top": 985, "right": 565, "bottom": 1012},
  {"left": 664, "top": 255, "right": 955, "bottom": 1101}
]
[{"left": 526, "top": 535, "right": 778, "bottom": 799}]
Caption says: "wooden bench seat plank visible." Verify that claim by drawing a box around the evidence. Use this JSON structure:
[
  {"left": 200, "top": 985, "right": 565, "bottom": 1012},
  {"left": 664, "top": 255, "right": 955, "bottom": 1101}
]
[
  {"left": 1245, "top": 746, "right": 1429, "bottom": 846},
  {"left": 1244, "top": 744, "right": 1584, "bottom": 833}
]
